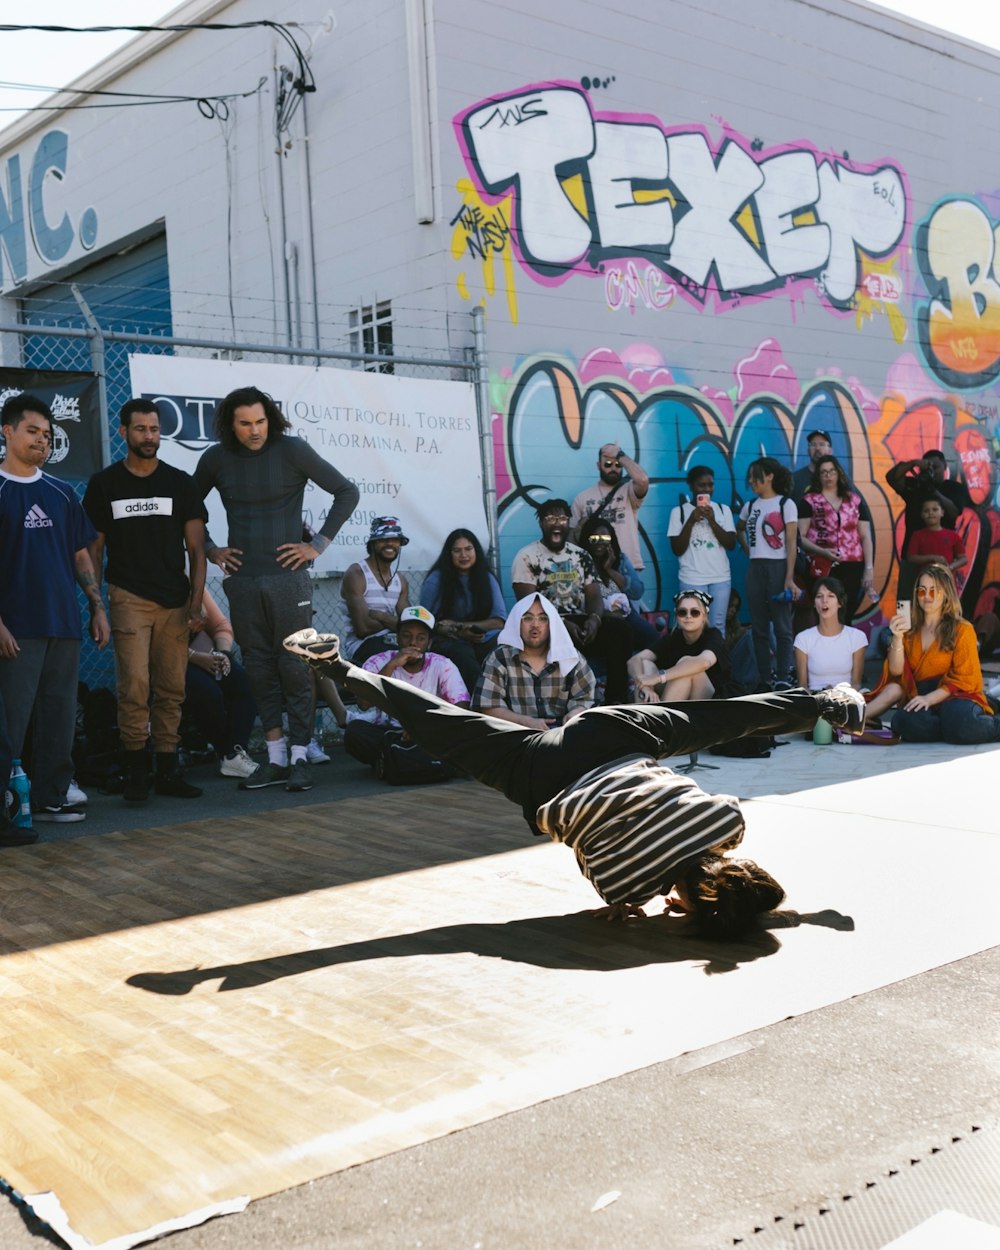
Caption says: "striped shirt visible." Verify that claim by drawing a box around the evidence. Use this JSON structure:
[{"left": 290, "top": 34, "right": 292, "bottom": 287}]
[{"left": 535, "top": 754, "right": 745, "bottom": 904}]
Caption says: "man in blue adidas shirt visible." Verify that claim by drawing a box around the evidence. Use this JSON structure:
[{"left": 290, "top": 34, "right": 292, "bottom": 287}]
[{"left": 0, "top": 394, "right": 109, "bottom": 823}]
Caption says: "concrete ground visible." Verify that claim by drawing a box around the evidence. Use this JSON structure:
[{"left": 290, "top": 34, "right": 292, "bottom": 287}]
[{"left": 1, "top": 732, "right": 998, "bottom": 1250}]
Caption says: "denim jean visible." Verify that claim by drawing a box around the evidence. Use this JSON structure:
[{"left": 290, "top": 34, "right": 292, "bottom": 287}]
[
  {"left": 891, "top": 697, "right": 1000, "bottom": 744},
  {"left": 744, "top": 561, "right": 793, "bottom": 686}
]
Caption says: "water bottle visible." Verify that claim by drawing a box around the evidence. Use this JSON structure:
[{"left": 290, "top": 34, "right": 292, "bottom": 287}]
[
  {"left": 812, "top": 719, "right": 834, "bottom": 745},
  {"left": 7, "top": 759, "right": 32, "bottom": 829}
]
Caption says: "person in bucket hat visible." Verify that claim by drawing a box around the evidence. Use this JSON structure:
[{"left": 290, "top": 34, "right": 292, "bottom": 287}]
[{"left": 341, "top": 516, "right": 412, "bottom": 666}]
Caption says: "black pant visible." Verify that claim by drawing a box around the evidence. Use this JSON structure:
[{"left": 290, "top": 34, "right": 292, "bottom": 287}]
[
  {"left": 335, "top": 663, "right": 824, "bottom": 832},
  {"left": 184, "top": 660, "right": 257, "bottom": 756},
  {"left": 565, "top": 613, "right": 631, "bottom": 703}
]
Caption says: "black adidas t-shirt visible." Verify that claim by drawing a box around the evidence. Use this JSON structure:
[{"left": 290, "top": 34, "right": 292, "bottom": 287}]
[{"left": 83, "top": 460, "right": 206, "bottom": 608}]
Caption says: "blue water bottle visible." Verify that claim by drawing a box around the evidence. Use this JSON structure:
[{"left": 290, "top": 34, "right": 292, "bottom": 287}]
[{"left": 8, "top": 759, "right": 32, "bottom": 829}]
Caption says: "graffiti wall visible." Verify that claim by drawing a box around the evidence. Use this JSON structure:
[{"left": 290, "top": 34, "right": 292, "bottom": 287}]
[{"left": 448, "top": 64, "right": 1000, "bottom": 624}]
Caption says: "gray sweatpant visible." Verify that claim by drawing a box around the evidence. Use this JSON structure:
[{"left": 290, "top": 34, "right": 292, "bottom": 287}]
[{"left": 223, "top": 571, "right": 315, "bottom": 746}]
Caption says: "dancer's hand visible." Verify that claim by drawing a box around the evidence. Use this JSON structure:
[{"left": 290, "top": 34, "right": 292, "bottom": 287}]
[{"left": 591, "top": 902, "right": 646, "bottom": 921}]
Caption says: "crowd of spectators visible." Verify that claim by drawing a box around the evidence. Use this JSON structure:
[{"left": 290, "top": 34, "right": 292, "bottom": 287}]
[{"left": 2, "top": 398, "right": 999, "bottom": 844}]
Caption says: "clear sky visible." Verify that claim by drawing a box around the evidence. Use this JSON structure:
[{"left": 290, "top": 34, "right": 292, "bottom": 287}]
[
  {"left": 0, "top": 0, "right": 998, "bottom": 132},
  {"left": 0, "top": 2, "right": 181, "bottom": 128}
]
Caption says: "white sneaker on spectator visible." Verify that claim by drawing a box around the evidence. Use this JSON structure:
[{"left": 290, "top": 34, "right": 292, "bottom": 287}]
[
  {"left": 219, "top": 746, "right": 260, "bottom": 779},
  {"left": 66, "top": 779, "right": 88, "bottom": 806},
  {"left": 306, "top": 738, "right": 331, "bottom": 764}
]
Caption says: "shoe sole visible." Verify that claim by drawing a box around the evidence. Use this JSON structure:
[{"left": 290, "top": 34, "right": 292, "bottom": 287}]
[
  {"left": 240, "top": 777, "right": 289, "bottom": 790},
  {"left": 33, "top": 813, "right": 85, "bottom": 823},
  {"left": 283, "top": 630, "right": 341, "bottom": 664},
  {"left": 287, "top": 781, "right": 314, "bottom": 792}
]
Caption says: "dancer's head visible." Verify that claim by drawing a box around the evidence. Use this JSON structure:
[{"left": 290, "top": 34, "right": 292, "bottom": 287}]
[{"left": 671, "top": 855, "right": 786, "bottom": 940}]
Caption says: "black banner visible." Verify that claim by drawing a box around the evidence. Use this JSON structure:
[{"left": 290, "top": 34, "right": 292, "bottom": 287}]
[{"left": 0, "top": 368, "right": 102, "bottom": 479}]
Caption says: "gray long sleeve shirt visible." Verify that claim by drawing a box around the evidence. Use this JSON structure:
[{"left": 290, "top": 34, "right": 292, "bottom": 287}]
[{"left": 193, "top": 435, "right": 360, "bottom": 577}]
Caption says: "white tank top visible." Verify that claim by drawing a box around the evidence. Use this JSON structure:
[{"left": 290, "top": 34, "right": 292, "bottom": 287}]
[{"left": 343, "top": 560, "right": 403, "bottom": 657}]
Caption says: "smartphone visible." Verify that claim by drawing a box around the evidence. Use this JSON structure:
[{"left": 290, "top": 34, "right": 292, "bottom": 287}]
[
  {"left": 896, "top": 599, "right": 912, "bottom": 630},
  {"left": 696, "top": 493, "right": 710, "bottom": 509}
]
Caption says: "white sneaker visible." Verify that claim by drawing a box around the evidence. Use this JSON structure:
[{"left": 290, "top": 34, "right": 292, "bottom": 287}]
[
  {"left": 220, "top": 746, "right": 260, "bottom": 779},
  {"left": 66, "top": 779, "right": 88, "bottom": 805},
  {"left": 306, "top": 738, "right": 331, "bottom": 765}
]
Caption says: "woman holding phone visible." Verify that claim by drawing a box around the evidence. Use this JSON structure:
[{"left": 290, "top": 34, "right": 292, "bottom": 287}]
[{"left": 864, "top": 564, "right": 1000, "bottom": 742}]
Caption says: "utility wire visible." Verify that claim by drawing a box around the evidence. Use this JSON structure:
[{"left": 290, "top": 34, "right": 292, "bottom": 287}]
[{"left": 0, "top": 21, "right": 316, "bottom": 97}]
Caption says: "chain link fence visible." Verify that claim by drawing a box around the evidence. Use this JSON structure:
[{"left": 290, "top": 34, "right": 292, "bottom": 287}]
[{"left": 1, "top": 308, "right": 488, "bottom": 693}]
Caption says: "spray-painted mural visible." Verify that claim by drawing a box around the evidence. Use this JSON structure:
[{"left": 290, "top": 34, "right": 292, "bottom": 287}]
[
  {"left": 452, "top": 82, "right": 1000, "bottom": 626},
  {"left": 492, "top": 343, "right": 1000, "bottom": 621},
  {"left": 917, "top": 196, "right": 1000, "bottom": 390},
  {"left": 453, "top": 83, "right": 908, "bottom": 322}
]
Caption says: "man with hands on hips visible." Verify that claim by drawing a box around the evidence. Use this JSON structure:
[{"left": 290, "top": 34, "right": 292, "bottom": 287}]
[{"left": 193, "top": 385, "right": 359, "bottom": 794}]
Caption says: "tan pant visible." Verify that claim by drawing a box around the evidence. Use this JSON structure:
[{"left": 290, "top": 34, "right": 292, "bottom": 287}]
[{"left": 109, "top": 587, "right": 189, "bottom": 752}]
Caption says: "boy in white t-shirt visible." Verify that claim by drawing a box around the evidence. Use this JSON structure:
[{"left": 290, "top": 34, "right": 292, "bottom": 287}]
[
  {"left": 668, "top": 465, "right": 736, "bottom": 631},
  {"left": 736, "top": 457, "right": 800, "bottom": 691}
]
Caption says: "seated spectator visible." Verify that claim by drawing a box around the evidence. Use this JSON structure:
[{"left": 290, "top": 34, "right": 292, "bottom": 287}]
[
  {"left": 793, "top": 577, "right": 868, "bottom": 690},
  {"left": 667, "top": 464, "right": 736, "bottom": 632},
  {"left": 724, "top": 588, "right": 759, "bottom": 693},
  {"left": 421, "top": 528, "right": 505, "bottom": 692},
  {"left": 511, "top": 498, "right": 630, "bottom": 703},
  {"left": 185, "top": 586, "right": 259, "bottom": 779},
  {"left": 343, "top": 606, "right": 470, "bottom": 774},
  {"left": 973, "top": 582, "right": 1000, "bottom": 657},
  {"left": 865, "top": 564, "right": 1000, "bottom": 743},
  {"left": 473, "top": 594, "right": 596, "bottom": 729},
  {"left": 341, "top": 516, "right": 410, "bottom": 664},
  {"left": 628, "top": 590, "right": 736, "bottom": 703},
  {"left": 577, "top": 515, "right": 660, "bottom": 652},
  {"left": 906, "top": 498, "right": 967, "bottom": 586}
]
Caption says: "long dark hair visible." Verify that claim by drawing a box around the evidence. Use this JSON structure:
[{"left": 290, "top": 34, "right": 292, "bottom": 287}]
[
  {"left": 679, "top": 855, "right": 786, "bottom": 940},
  {"left": 428, "top": 529, "right": 495, "bottom": 620},
  {"left": 578, "top": 514, "right": 623, "bottom": 583},
  {"left": 808, "top": 454, "right": 851, "bottom": 498},
  {"left": 747, "top": 456, "right": 793, "bottom": 496},
  {"left": 214, "top": 386, "right": 291, "bottom": 451}
]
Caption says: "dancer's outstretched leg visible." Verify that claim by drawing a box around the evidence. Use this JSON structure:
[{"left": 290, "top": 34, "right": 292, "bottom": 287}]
[
  {"left": 284, "top": 631, "right": 864, "bottom": 822},
  {"left": 284, "top": 630, "right": 542, "bottom": 805}
]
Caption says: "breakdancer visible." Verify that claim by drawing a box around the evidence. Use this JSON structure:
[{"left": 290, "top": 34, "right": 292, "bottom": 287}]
[{"left": 284, "top": 628, "right": 865, "bottom": 939}]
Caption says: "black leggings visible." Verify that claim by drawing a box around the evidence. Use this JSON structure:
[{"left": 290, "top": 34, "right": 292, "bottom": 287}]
[{"left": 338, "top": 664, "right": 824, "bottom": 831}]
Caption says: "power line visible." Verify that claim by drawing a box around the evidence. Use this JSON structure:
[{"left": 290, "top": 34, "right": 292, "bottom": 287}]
[{"left": 0, "top": 21, "right": 315, "bottom": 127}]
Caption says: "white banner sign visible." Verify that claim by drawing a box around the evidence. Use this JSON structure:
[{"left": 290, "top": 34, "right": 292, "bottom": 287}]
[{"left": 127, "top": 354, "right": 486, "bottom": 575}]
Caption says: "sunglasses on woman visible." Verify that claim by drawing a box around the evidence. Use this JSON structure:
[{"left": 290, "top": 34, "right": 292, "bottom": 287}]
[{"left": 675, "top": 608, "right": 703, "bottom": 618}]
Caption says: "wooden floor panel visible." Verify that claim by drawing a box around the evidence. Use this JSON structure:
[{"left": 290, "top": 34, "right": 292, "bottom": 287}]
[{"left": 1, "top": 778, "right": 999, "bottom": 1248}]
